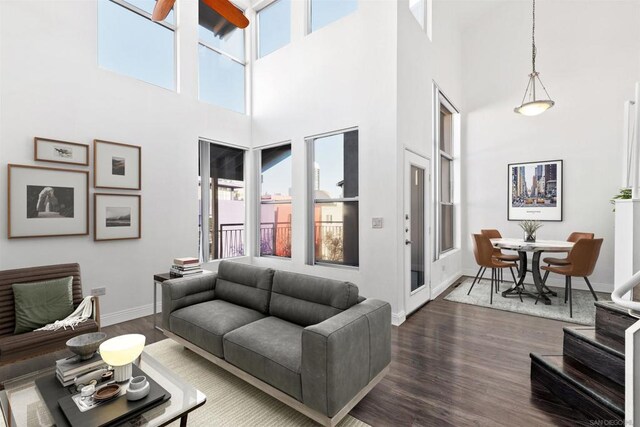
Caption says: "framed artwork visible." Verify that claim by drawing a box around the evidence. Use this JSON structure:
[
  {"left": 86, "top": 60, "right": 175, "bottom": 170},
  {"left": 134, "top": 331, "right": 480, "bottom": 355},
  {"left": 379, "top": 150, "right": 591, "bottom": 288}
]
[
  {"left": 94, "top": 140, "right": 141, "bottom": 190},
  {"left": 8, "top": 164, "right": 89, "bottom": 238},
  {"left": 34, "top": 137, "right": 89, "bottom": 166},
  {"left": 94, "top": 193, "right": 141, "bottom": 241},
  {"left": 508, "top": 159, "right": 563, "bottom": 221}
]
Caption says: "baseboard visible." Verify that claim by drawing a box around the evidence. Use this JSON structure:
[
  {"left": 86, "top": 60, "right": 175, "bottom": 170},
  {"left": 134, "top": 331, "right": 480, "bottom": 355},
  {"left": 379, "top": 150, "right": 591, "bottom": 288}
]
[
  {"left": 432, "top": 273, "right": 462, "bottom": 299},
  {"left": 100, "top": 302, "right": 161, "bottom": 327},
  {"left": 461, "top": 267, "right": 612, "bottom": 294},
  {"left": 392, "top": 311, "right": 406, "bottom": 326}
]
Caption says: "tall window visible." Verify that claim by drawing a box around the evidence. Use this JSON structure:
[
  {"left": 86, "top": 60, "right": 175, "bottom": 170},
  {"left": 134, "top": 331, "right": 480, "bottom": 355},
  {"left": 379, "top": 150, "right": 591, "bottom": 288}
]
[
  {"left": 308, "top": 130, "right": 359, "bottom": 267},
  {"left": 199, "top": 141, "right": 246, "bottom": 261},
  {"left": 257, "top": 0, "right": 291, "bottom": 58},
  {"left": 309, "top": 0, "right": 358, "bottom": 33},
  {"left": 98, "top": 0, "right": 176, "bottom": 90},
  {"left": 435, "top": 90, "right": 457, "bottom": 256},
  {"left": 199, "top": 3, "right": 246, "bottom": 114},
  {"left": 259, "top": 144, "right": 292, "bottom": 257}
]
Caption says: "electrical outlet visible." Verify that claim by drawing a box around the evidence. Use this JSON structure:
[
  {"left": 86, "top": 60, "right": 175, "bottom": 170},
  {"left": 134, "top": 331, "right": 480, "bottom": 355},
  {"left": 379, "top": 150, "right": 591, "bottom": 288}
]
[
  {"left": 91, "top": 287, "right": 106, "bottom": 297},
  {"left": 372, "top": 217, "right": 384, "bottom": 229},
  {"left": 441, "top": 265, "right": 446, "bottom": 272}
]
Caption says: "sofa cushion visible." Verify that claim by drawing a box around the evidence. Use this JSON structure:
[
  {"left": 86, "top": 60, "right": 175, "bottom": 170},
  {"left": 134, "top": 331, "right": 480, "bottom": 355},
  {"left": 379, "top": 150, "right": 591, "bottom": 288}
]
[
  {"left": 12, "top": 276, "right": 74, "bottom": 334},
  {"left": 269, "top": 271, "right": 359, "bottom": 326},
  {"left": 215, "top": 261, "right": 275, "bottom": 314},
  {"left": 223, "top": 317, "right": 303, "bottom": 401},
  {"left": 0, "top": 319, "right": 99, "bottom": 364},
  {"left": 170, "top": 300, "right": 264, "bottom": 358}
]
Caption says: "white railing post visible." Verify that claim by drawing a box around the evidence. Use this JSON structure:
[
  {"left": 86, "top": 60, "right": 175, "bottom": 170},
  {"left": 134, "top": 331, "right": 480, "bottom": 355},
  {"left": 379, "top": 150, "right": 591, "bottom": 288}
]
[{"left": 627, "top": 320, "right": 640, "bottom": 424}]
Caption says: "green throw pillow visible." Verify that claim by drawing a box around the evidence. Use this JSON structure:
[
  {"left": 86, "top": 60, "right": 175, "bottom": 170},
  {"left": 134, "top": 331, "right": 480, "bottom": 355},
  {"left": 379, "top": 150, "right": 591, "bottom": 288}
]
[{"left": 12, "top": 276, "right": 74, "bottom": 334}]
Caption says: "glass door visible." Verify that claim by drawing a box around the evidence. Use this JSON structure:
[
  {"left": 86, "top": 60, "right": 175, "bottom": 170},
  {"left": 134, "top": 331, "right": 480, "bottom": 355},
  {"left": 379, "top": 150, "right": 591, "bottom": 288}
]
[{"left": 404, "top": 150, "right": 431, "bottom": 314}]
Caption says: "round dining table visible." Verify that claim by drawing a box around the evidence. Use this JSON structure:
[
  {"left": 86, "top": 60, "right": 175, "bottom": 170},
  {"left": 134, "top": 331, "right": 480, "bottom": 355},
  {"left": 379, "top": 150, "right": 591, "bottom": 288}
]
[{"left": 491, "top": 238, "right": 574, "bottom": 305}]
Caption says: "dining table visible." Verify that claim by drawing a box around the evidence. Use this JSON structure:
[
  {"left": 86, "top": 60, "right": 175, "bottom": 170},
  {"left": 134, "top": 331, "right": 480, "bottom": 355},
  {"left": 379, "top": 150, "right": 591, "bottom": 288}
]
[{"left": 491, "top": 238, "right": 574, "bottom": 305}]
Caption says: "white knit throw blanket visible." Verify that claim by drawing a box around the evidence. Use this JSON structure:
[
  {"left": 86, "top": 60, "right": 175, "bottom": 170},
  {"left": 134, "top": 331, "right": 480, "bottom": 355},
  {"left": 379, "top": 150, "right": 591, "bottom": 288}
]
[{"left": 36, "top": 296, "right": 94, "bottom": 331}]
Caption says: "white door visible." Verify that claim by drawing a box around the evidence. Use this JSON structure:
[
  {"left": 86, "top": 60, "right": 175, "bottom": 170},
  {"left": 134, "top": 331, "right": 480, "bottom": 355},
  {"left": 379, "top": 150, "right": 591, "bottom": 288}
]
[{"left": 404, "top": 150, "right": 431, "bottom": 314}]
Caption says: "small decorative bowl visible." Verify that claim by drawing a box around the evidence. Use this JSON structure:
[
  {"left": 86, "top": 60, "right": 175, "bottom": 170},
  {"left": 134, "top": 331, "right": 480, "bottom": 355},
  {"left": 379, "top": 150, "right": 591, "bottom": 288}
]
[
  {"left": 126, "top": 376, "right": 150, "bottom": 401},
  {"left": 66, "top": 332, "right": 108, "bottom": 360}
]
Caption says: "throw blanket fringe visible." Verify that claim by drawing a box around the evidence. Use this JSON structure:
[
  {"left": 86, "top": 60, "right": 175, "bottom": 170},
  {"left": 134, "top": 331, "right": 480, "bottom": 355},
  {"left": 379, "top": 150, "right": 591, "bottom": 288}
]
[{"left": 36, "top": 296, "right": 94, "bottom": 331}]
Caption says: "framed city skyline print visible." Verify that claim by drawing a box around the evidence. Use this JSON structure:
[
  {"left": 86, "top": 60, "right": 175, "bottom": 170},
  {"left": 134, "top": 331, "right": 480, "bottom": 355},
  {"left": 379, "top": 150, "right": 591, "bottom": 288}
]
[
  {"left": 8, "top": 164, "right": 89, "bottom": 238},
  {"left": 34, "top": 137, "right": 90, "bottom": 166},
  {"left": 508, "top": 159, "right": 563, "bottom": 221},
  {"left": 94, "top": 140, "right": 141, "bottom": 190},
  {"left": 94, "top": 193, "right": 141, "bottom": 241}
]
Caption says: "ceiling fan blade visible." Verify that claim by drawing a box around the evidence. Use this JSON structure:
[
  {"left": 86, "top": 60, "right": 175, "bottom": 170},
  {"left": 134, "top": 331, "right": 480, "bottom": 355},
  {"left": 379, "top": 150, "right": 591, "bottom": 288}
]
[
  {"left": 151, "top": 0, "right": 176, "bottom": 22},
  {"left": 202, "top": 0, "right": 249, "bottom": 29}
]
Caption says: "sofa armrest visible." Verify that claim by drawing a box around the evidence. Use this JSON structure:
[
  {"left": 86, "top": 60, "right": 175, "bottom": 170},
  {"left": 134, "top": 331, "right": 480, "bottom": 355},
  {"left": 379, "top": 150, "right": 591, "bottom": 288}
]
[
  {"left": 301, "top": 299, "right": 391, "bottom": 417},
  {"left": 161, "top": 274, "right": 217, "bottom": 330}
]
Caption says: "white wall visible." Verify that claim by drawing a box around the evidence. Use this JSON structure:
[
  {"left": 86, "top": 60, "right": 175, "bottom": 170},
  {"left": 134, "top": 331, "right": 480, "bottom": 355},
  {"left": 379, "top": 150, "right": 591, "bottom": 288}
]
[
  {"left": 395, "top": 0, "right": 465, "bottom": 317},
  {"left": 0, "top": 0, "right": 252, "bottom": 325},
  {"left": 461, "top": 0, "right": 640, "bottom": 291},
  {"left": 248, "top": 0, "right": 401, "bottom": 317}
]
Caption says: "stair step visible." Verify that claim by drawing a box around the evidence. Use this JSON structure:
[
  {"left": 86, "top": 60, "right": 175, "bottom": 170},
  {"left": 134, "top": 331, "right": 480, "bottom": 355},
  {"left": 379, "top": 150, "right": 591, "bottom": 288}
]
[
  {"left": 530, "top": 353, "right": 624, "bottom": 421},
  {"left": 563, "top": 327, "right": 624, "bottom": 386},
  {"left": 595, "top": 301, "right": 637, "bottom": 342}
]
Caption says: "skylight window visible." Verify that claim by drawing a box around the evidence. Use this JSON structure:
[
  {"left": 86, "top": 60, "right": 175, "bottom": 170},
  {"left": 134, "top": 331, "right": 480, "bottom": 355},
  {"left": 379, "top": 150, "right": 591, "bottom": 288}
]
[
  {"left": 257, "top": 0, "right": 291, "bottom": 58},
  {"left": 97, "top": 0, "right": 176, "bottom": 90},
  {"left": 309, "top": 0, "right": 357, "bottom": 33}
]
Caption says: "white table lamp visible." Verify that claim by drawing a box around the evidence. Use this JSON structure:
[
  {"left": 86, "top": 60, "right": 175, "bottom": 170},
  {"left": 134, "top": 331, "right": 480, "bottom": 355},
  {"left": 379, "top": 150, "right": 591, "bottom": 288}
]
[{"left": 99, "top": 334, "right": 146, "bottom": 382}]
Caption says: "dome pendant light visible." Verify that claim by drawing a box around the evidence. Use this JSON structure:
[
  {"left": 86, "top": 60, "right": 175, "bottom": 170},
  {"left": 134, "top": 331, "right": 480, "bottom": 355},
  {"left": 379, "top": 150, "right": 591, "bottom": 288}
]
[{"left": 514, "top": 0, "right": 555, "bottom": 116}]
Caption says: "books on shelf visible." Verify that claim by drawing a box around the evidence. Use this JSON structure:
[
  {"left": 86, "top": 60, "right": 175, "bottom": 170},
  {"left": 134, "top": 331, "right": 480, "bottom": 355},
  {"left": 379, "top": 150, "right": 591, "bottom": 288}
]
[{"left": 55, "top": 353, "right": 107, "bottom": 386}]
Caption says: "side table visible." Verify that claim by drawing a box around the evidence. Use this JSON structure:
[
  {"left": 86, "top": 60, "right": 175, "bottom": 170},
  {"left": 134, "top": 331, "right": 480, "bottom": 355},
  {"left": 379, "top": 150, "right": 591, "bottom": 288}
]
[{"left": 153, "top": 273, "right": 173, "bottom": 332}]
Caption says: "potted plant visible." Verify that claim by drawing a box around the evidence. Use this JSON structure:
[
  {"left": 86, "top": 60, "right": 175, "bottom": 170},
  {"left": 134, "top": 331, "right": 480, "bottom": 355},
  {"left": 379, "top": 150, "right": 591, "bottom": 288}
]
[
  {"left": 610, "top": 188, "right": 632, "bottom": 211},
  {"left": 519, "top": 220, "right": 542, "bottom": 242}
]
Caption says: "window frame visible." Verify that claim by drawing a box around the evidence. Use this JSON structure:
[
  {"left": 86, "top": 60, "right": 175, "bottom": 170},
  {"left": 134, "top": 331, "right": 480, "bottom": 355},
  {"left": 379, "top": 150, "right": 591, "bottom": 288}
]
[
  {"left": 99, "top": 0, "right": 177, "bottom": 91},
  {"left": 197, "top": 2, "right": 247, "bottom": 113},
  {"left": 433, "top": 85, "right": 459, "bottom": 259},
  {"left": 306, "top": 128, "right": 360, "bottom": 269},
  {"left": 199, "top": 139, "right": 248, "bottom": 262},
  {"left": 256, "top": 141, "right": 293, "bottom": 259}
]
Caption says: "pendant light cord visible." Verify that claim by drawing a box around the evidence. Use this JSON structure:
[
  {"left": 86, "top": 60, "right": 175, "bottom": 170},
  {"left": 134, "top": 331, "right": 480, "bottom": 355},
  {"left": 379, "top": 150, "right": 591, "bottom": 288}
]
[{"left": 532, "top": 0, "right": 536, "bottom": 74}]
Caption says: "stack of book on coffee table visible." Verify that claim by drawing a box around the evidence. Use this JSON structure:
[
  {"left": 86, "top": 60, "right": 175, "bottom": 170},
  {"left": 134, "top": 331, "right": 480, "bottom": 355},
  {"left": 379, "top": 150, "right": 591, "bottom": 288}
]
[
  {"left": 170, "top": 257, "right": 203, "bottom": 277},
  {"left": 56, "top": 354, "right": 107, "bottom": 387}
]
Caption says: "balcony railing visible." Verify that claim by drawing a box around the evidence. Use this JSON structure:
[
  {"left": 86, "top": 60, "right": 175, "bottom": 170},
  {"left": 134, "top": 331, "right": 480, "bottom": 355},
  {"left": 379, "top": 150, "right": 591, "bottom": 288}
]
[{"left": 213, "top": 221, "right": 345, "bottom": 261}]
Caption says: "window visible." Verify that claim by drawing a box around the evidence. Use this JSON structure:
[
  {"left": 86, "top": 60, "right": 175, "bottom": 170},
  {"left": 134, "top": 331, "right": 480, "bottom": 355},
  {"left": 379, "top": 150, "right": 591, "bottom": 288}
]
[
  {"left": 409, "top": 0, "right": 425, "bottom": 29},
  {"left": 199, "top": 141, "right": 246, "bottom": 261},
  {"left": 98, "top": 0, "right": 176, "bottom": 90},
  {"left": 259, "top": 144, "right": 292, "bottom": 257},
  {"left": 435, "top": 89, "right": 457, "bottom": 256},
  {"left": 258, "top": 0, "right": 291, "bottom": 58},
  {"left": 309, "top": 0, "right": 357, "bottom": 33},
  {"left": 308, "top": 130, "right": 359, "bottom": 267},
  {"left": 199, "top": 4, "right": 246, "bottom": 113}
]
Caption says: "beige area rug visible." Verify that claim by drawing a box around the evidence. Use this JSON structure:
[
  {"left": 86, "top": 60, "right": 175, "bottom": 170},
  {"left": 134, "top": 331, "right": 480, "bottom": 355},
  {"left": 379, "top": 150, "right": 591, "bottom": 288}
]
[{"left": 145, "top": 339, "right": 369, "bottom": 427}]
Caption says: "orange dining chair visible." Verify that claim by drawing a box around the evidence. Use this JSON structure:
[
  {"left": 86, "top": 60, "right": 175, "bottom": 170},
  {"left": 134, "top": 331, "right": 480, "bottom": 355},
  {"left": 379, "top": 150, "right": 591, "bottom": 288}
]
[
  {"left": 542, "top": 232, "right": 594, "bottom": 284},
  {"left": 468, "top": 234, "right": 520, "bottom": 304},
  {"left": 540, "top": 238, "right": 602, "bottom": 318},
  {"left": 481, "top": 229, "right": 519, "bottom": 289}
]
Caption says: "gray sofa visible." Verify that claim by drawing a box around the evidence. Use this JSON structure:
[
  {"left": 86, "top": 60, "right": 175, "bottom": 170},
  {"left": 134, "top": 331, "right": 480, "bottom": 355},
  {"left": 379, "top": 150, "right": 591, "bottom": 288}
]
[{"left": 161, "top": 261, "right": 391, "bottom": 426}]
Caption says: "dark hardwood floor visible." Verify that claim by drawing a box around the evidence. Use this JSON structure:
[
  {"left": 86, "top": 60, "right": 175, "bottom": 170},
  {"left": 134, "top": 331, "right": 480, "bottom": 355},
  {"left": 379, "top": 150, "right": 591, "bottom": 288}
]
[{"left": 1, "top": 280, "right": 587, "bottom": 426}]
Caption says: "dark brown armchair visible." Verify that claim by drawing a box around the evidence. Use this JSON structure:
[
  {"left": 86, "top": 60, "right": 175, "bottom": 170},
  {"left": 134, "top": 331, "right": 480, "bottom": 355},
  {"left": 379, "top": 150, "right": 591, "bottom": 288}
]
[
  {"left": 541, "top": 238, "right": 602, "bottom": 318},
  {"left": 0, "top": 263, "right": 100, "bottom": 366}
]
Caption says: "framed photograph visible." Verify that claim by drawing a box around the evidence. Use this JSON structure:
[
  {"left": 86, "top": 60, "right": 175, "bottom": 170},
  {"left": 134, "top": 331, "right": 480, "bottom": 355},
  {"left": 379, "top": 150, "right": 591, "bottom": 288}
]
[
  {"left": 508, "top": 159, "right": 563, "bottom": 221},
  {"left": 94, "top": 193, "right": 141, "bottom": 241},
  {"left": 34, "top": 137, "right": 89, "bottom": 166},
  {"left": 94, "top": 140, "right": 141, "bottom": 190},
  {"left": 8, "top": 164, "right": 89, "bottom": 238}
]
